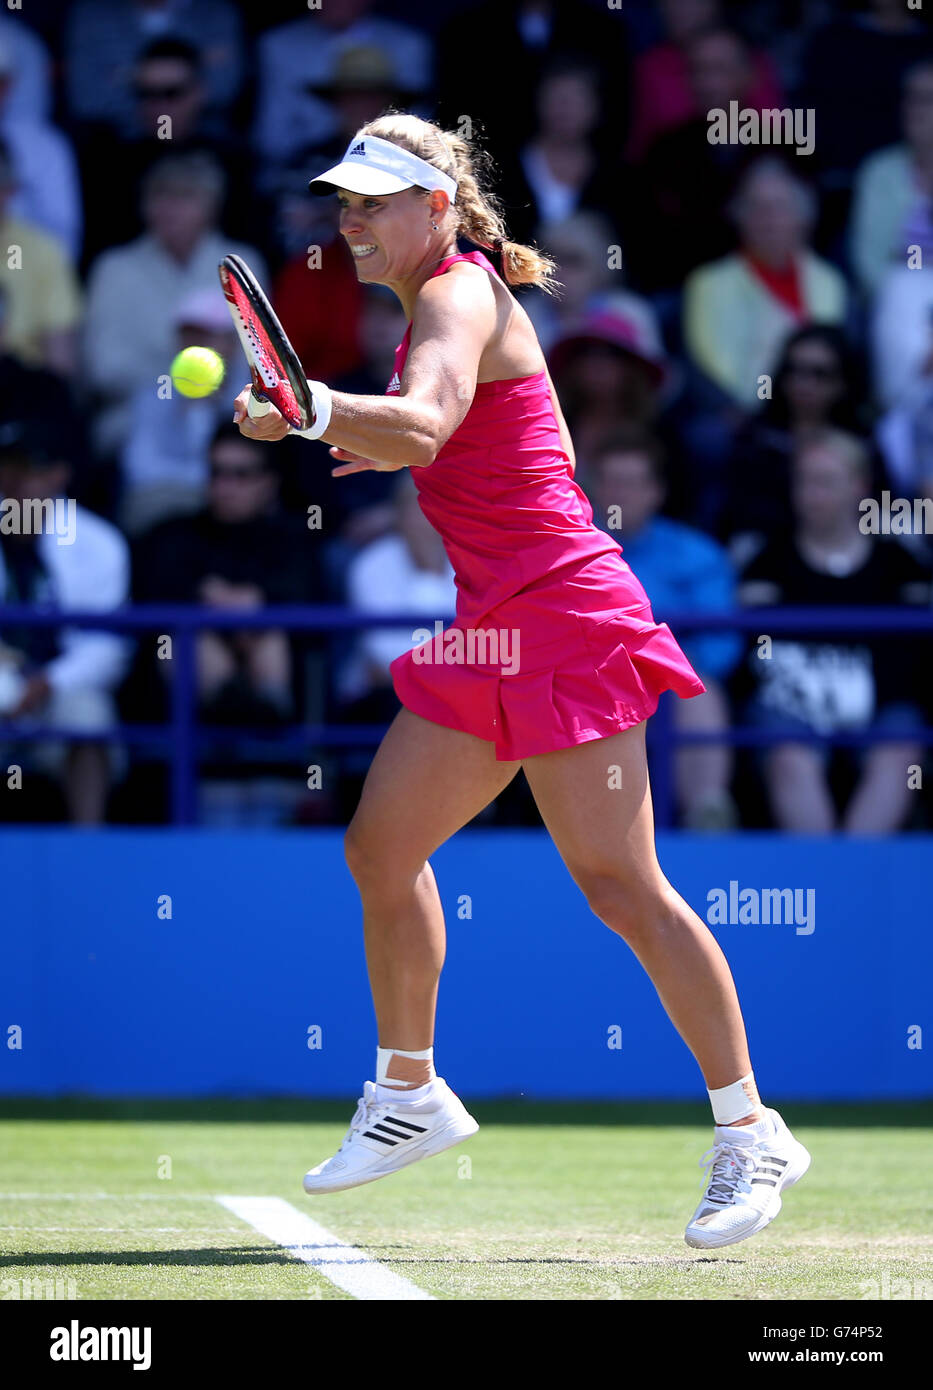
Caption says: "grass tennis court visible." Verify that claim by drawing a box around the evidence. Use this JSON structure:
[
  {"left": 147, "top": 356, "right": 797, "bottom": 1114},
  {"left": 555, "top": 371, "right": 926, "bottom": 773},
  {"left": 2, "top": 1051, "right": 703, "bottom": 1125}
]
[{"left": 1, "top": 1100, "right": 930, "bottom": 1301}]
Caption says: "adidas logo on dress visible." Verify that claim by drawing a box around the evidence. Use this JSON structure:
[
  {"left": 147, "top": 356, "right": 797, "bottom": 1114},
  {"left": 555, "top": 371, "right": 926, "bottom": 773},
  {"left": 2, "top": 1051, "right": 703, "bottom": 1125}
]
[{"left": 386, "top": 371, "right": 401, "bottom": 394}]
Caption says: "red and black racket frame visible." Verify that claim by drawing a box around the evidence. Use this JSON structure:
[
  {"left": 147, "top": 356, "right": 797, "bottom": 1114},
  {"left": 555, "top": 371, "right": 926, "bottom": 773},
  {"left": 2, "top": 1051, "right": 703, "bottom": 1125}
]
[{"left": 218, "top": 253, "right": 316, "bottom": 431}]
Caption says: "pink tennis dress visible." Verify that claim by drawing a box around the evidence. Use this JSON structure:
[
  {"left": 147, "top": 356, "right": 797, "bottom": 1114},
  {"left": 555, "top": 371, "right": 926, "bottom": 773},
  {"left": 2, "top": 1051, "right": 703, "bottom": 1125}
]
[{"left": 388, "top": 250, "right": 705, "bottom": 760}]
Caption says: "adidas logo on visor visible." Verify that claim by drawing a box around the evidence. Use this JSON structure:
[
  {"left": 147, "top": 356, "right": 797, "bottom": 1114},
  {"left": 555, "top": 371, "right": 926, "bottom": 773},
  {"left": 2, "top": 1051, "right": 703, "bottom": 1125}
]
[{"left": 349, "top": 141, "right": 366, "bottom": 156}]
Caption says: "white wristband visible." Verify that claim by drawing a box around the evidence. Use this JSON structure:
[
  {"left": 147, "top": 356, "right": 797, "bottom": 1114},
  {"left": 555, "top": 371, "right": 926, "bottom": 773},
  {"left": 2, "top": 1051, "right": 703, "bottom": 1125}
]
[{"left": 291, "top": 380, "right": 333, "bottom": 440}]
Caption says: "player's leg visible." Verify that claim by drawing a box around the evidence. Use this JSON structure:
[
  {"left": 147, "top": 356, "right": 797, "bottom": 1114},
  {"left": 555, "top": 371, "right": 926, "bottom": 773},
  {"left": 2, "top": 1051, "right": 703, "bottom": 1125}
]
[
  {"left": 521, "top": 719, "right": 809, "bottom": 1247},
  {"left": 522, "top": 719, "right": 752, "bottom": 1089},
  {"left": 304, "top": 707, "right": 520, "bottom": 1194},
  {"left": 345, "top": 706, "right": 520, "bottom": 1057}
]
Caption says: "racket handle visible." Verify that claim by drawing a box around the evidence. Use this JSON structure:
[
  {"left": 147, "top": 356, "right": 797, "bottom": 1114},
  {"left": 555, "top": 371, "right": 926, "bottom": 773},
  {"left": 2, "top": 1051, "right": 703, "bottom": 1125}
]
[{"left": 247, "top": 390, "right": 273, "bottom": 419}]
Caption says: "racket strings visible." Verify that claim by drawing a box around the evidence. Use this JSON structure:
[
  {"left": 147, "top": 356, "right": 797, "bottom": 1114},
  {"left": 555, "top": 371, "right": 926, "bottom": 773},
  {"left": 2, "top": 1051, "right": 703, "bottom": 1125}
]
[{"left": 226, "top": 280, "right": 302, "bottom": 421}]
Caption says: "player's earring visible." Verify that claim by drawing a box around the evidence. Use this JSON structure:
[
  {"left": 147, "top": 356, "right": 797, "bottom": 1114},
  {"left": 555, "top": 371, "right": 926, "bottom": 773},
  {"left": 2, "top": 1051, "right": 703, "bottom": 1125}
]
[{"left": 431, "top": 220, "right": 439, "bottom": 230}]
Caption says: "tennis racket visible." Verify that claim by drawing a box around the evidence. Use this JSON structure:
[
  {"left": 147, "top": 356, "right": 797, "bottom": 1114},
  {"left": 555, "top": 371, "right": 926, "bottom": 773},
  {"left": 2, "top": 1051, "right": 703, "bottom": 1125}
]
[{"left": 217, "top": 253, "right": 316, "bottom": 430}]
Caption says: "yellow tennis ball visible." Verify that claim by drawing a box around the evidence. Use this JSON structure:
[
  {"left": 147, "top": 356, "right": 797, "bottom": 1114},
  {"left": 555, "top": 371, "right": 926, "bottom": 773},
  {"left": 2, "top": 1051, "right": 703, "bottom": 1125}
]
[{"left": 170, "top": 346, "right": 226, "bottom": 398}]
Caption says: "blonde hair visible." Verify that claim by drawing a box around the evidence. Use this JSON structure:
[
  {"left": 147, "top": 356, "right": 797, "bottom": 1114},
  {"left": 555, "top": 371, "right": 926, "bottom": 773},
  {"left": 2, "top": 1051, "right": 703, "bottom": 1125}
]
[{"left": 358, "top": 112, "right": 561, "bottom": 296}]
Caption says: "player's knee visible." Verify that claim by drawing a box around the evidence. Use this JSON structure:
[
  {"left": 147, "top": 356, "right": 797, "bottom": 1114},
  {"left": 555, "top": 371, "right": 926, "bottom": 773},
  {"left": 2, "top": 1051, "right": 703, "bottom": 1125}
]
[
  {"left": 577, "top": 868, "right": 662, "bottom": 944},
  {"left": 343, "top": 821, "right": 379, "bottom": 886},
  {"left": 343, "top": 821, "right": 419, "bottom": 897}
]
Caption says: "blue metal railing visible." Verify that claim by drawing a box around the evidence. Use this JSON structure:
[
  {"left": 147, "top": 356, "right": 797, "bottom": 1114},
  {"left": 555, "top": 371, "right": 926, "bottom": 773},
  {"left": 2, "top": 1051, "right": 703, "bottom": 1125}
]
[{"left": 0, "top": 603, "right": 930, "bottom": 826}]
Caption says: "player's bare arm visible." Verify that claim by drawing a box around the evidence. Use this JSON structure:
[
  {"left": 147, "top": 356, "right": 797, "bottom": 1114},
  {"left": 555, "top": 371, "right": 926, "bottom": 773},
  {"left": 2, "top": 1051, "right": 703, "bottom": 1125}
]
[{"left": 234, "top": 269, "right": 496, "bottom": 472}]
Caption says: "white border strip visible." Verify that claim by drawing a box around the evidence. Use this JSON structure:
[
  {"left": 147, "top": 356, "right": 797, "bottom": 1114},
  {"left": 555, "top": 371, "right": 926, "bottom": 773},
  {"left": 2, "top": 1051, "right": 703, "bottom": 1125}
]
[
  {"left": 0, "top": 1192, "right": 214, "bottom": 1200},
  {"left": 216, "top": 1195, "right": 434, "bottom": 1302}
]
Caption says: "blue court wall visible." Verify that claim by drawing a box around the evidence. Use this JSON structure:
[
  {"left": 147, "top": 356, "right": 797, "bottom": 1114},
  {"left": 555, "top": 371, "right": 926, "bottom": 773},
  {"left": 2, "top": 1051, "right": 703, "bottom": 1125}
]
[{"left": 0, "top": 829, "right": 929, "bottom": 1100}]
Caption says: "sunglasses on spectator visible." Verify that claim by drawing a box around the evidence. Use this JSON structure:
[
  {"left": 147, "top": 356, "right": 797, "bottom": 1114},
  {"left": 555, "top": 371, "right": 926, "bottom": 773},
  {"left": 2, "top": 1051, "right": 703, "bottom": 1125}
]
[
  {"left": 210, "top": 464, "right": 267, "bottom": 481},
  {"left": 135, "top": 82, "right": 193, "bottom": 101},
  {"left": 785, "top": 361, "right": 840, "bottom": 381}
]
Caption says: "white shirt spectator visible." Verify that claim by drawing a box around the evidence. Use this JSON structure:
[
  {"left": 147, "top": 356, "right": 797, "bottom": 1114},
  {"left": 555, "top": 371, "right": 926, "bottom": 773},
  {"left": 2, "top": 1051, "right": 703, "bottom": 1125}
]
[
  {"left": 0, "top": 16, "right": 51, "bottom": 121},
  {"left": 1, "top": 118, "right": 83, "bottom": 263},
  {"left": 849, "top": 145, "right": 926, "bottom": 296},
  {"left": 120, "top": 380, "right": 239, "bottom": 533},
  {"left": 341, "top": 533, "right": 456, "bottom": 702},
  {"left": 871, "top": 265, "right": 933, "bottom": 411},
  {"left": 519, "top": 144, "right": 578, "bottom": 226},
  {"left": 83, "top": 231, "right": 265, "bottom": 456},
  {"left": 0, "top": 504, "right": 130, "bottom": 695},
  {"left": 875, "top": 377, "right": 933, "bottom": 500}
]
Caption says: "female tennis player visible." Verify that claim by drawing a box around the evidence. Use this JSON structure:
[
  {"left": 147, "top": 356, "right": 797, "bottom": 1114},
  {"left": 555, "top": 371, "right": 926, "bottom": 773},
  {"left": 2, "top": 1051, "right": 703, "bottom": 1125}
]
[{"left": 233, "top": 114, "right": 809, "bottom": 1249}]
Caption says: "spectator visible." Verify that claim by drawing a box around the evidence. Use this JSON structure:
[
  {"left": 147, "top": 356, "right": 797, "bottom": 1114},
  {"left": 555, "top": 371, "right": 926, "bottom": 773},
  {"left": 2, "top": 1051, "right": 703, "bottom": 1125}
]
[
  {"left": 0, "top": 139, "right": 81, "bottom": 378},
  {"left": 254, "top": 0, "right": 433, "bottom": 170},
  {"left": 587, "top": 428, "right": 740, "bottom": 831},
  {"left": 548, "top": 304, "right": 670, "bottom": 483},
  {"left": 683, "top": 158, "right": 847, "bottom": 410},
  {"left": 133, "top": 423, "right": 324, "bottom": 727},
  {"left": 0, "top": 418, "right": 130, "bottom": 824},
  {"left": 310, "top": 284, "right": 410, "bottom": 568},
  {"left": 0, "top": 13, "right": 51, "bottom": 122},
  {"left": 265, "top": 43, "right": 417, "bottom": 352},
  {"left": 64, "top": 0, "right": 244, "bottom": 131},
  {"left": 267, "top": 146, "right": 347, "bottom": 269},
  {"left": 270, "top": 176, "right": 363, "bottom": 380},
  {"left": 800, "top": 0, "right": 933, "bottom": 198},
  {"left": 303, "top": 44, "right": 423, "bottom": 173},
  {"left": 82, "top": 152, "right": 266, "bottom": 458},
  {"left": 628, "top": 26, "right": 768, "bottom": 292},
  {"left": 625, "top": 0, "right": 784, "bottom": 162},
  {"left": 119, "top": 287, "right": 242, "bottom": 535},
  {"left": 435, "top": 0, "right": 631, "bottom": 158},
  {"left": 331, "top": 468, "right": 456, "bottom": 817},
  {"left": 871, "top": 265, "right": 933, "bottom": 412},
  {"left": 874, "top": 296, "right": 933, "bottom": 526},
  {"left": 521, "top": 212, "right": 660, "bottom": 363},
  {"left": 77, "top": 36, "right": 262, "bottom": 270},
  {"left": 0, "top": 36, "right": 83, "bottom": 262},
  {"left": 738, "top": 429, "right": 931, "bottom": 835},
  {"left": 0, "top": 285, "right": 83, "bottom": 440},
  {"left": 489, "top": 56, "right": 627, "bottom": 252},
  {"left": 338, "top": 469, "right": 456, "bottom": 714},
  {"left": 0, "top": 282, "right": 92, "bottom": 512},
  {"left": 850, "top": 60, "right": 933, "bottom": 297},
  {"left": 723, "top": 325, "right": 880, "bottom": 560}
]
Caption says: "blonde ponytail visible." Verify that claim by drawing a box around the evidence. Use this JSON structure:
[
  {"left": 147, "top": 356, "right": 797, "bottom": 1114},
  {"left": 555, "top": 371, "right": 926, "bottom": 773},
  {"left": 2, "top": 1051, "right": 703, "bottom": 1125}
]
[{"left": 358, "top": 112, "right": 561, "bottom": 296}]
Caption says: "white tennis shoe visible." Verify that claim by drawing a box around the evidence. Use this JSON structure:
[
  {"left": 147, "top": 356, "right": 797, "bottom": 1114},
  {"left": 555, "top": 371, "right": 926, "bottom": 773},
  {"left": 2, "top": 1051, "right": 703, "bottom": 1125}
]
[
  {"left": 303, "top": 1078, "right": 479, "bottom": 1194},
  {"left": 684, "top": 1108, "right": 810, "bottom": 1249}
]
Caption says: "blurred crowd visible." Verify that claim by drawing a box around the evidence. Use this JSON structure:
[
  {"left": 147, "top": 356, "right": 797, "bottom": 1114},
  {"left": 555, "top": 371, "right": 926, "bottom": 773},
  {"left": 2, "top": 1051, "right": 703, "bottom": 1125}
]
[{"left": 1, "top": 0, "right": 933, "bottom": 833}]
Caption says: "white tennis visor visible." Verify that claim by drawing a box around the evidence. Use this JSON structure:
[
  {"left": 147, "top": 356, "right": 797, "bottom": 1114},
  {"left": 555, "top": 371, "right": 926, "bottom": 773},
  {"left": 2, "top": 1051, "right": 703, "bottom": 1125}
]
[{"left": 308, "top": 134, "right": 457, "bottom": 201}]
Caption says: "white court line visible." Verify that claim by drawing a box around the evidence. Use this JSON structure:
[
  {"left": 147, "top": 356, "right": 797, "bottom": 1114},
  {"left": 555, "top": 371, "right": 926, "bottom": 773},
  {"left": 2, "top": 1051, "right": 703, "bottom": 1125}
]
[{"left": 216, "top": 1195, "right": 434, "bottom": 1302}]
